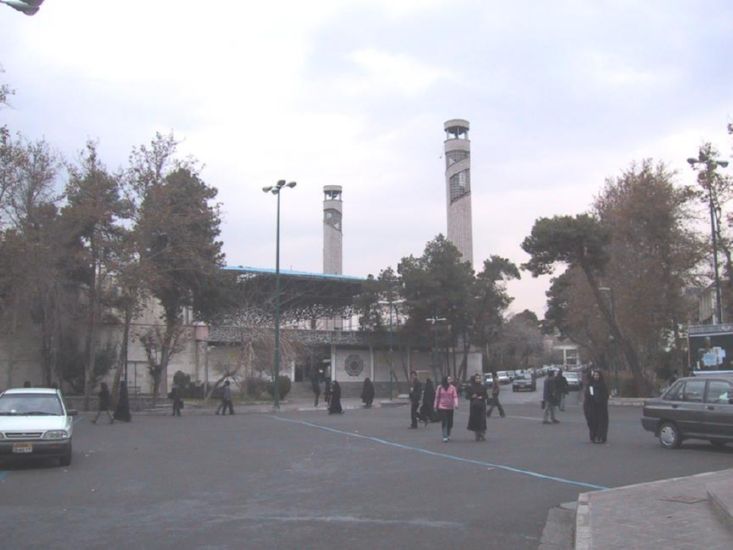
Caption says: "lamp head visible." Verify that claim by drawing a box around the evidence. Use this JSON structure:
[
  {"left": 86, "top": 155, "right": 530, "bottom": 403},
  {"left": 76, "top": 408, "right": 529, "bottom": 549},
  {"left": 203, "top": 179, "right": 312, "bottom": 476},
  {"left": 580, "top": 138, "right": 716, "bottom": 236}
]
[
  {"left": 276, "top": 179, "right": 287, "bottom": 188},
  {"left": 686, "top": 158, "right": 698, "bottom": 166},
  {"left": 286, "top": 181, "right": 297, "bottom": 188},
  {"left": 262, "top": 186, "right": 273, "bottom": 193},
  {"left": 719, "top": 161, "right": 729, "bottom": 168}
]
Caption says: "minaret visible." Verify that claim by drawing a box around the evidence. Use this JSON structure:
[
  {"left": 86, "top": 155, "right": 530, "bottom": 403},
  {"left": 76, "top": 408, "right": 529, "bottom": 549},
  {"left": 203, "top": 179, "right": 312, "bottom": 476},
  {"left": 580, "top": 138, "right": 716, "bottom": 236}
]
[
  {"left": 323, "top": 185, "right": 343, "bottom": 331},
  {"left": 444, "top": 119, "right": 474, "bottom": 265},
  {"left": 323, "top": 185, "right": 343, "bottom": 275}
]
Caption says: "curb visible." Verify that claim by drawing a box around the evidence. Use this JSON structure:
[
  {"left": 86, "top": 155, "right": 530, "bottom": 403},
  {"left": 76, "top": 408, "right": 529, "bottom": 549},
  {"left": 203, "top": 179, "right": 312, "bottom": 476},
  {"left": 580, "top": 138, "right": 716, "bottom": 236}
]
[
  {"left": 707, "top": 482, "right": 733, "bottom": 527},
  {"left": 608, "top": 398, "right": 646, "bottom": 407},
  {"left": 574, "top": 492, "right": 592, "bottom": 550}
]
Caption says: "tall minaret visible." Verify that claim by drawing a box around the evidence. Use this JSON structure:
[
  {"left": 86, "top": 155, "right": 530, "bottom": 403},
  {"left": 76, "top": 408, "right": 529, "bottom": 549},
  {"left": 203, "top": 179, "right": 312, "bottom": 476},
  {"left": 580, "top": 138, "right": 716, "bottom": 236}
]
[
  {"left": 444, "top": 119, "right": 474, "bottom": 265},
  {"left": 323, "top": 185, "right": 343, "bottom": 331},
  {"left": 323, "top": 185, "right": 343, "bottom": 275}
]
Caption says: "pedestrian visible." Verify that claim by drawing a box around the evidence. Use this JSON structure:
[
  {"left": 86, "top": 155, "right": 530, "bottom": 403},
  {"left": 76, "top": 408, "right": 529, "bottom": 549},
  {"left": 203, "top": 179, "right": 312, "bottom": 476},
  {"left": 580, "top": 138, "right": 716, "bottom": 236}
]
[
  {"left": 420, "top": 377, "right": 436, "bottom": 426},
  {"left": 584, "top": 370, "right": 609, "bottom": 443},
  {"left": 466, "top": 373, "right": 488, "bottom": 441},
  {"left": 361, "top": 377, "right": 375, "bottom": 408},
  {"left": 408, "top": 370, "right": 422, "bottom": 428},
  {"left": 542, "top": 370, "right": 560, "bottom": 424},
  {"left": 557, "top": 371, "right": 569, "bottom": 411},
  {"left": 114, "top": 381, "right": 131, "bottom": 422},
  {"left": 219, "top": 380, "right": 234, "bottom": 415},
  {"left": 324, "top": 377, "right": 332, "bottom": 406},
  {"left": 311, "top": 371, "right": 321, "bottom": 407},
  {"left": 92, "top": 382, "right": 114, "bottom": 424},
  {"left": 434, "top": 375, "right": 459, "bottom": 442},
  {"left": 170, "top": 384, "right": 183, "bottom": 416},
  {"left": 486, "top": 373, "right": 505, "bottom": 418},
  {"left": 328, "top": 380, "right": 343, "bottom": 414}
]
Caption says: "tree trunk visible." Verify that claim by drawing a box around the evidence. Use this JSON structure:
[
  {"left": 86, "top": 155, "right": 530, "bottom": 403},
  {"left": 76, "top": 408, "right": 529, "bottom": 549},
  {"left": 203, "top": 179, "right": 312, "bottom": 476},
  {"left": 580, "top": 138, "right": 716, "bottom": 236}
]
[
  {"left": 83, "top": 257, "right": 99, "bottom": 411},
  {"left": 582, "top": 266, "right": 647, "bottom": 395}
]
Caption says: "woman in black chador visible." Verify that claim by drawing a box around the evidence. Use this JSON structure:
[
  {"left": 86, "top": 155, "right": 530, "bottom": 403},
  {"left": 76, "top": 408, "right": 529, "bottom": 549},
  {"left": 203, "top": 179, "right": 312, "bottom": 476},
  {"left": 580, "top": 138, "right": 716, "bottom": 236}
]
[
  {"left": 584, "top": 370, "right": 609, "bottom": 443},
  {"left": 466, "top": 373, "right": 488, "bottom": 441},
  {"left": 113, "top": 381, "right": 132, "bottom": 422},
  {"left": 361, "top": 378, "right": 375, "bottom": 408},
  {"left": 328, "top": 380, "right": 343, "bottom": 414},
  {"left": 420, "top": 377, "right": 436, "bottom": 426}
]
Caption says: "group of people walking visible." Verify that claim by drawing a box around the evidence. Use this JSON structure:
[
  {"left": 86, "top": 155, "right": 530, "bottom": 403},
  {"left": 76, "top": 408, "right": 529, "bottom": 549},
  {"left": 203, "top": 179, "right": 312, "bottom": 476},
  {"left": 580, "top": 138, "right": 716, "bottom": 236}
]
[
  {"left": 92, "top": 381, "right": 131, "bottom": 424},
  {"left": 311, "top": 374, "right": 344, "bottom": 415},
  {"left": 402, "top": 368, "right": 610, "bottom": 444}
]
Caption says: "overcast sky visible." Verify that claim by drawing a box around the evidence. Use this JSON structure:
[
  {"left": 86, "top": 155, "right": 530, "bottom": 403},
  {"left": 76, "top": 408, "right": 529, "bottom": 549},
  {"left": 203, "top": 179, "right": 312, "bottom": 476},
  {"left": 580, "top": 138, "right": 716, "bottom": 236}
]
[{"left": 1, "top": 0, "right": 732, "bottom": 316}]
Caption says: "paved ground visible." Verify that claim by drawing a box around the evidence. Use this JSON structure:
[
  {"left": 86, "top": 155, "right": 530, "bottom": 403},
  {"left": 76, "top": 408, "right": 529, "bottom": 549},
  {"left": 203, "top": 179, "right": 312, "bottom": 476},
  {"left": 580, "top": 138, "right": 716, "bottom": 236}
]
[{"left": 1, "top": 384, "right": 732, "bottom": 550}]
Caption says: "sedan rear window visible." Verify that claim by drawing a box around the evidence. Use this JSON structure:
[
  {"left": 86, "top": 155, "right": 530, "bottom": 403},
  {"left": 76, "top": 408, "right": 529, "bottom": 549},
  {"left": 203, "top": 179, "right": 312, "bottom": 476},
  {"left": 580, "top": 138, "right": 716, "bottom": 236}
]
[
  {"left": 682, "top": 380, "right": 706, "bottom": 403},
  {"left": 706, "top": 381, "right": 732, "bottom": 405},
  {"left": 0, "top": 394, "right": 64, "bottom": 416}
]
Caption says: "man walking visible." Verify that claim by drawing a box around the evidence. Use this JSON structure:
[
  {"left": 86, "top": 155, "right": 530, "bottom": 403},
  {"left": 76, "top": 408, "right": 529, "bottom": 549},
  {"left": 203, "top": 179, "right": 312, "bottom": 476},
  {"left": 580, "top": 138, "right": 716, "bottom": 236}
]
[
  {"left": 220, "top": 380, "right": 234, "bottom": 415},
  {"left": 542, "top": 370, "right": 560, "bottom": 424},
  {"left": 409, "top": 371, "right": 422, "bottom": 429},
  {"left": 486, "top": 373, "right": 505, "bottom": 418},
  {"left": 92, "top": 382, "right": 114, "bottom": 424},
  {"left": 557, "top": 370, "right": 569, "bottom": 411}
]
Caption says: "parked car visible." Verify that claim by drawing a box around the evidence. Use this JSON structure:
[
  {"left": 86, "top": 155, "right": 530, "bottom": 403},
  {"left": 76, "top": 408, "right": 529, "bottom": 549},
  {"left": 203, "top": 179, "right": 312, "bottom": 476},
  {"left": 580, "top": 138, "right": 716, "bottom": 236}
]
[
  {"left": 496, "top": 371, "right": 511, "bottom": 385},
  {"left": 0, "top": 388, "right": 76, "bottom": 466},
  {"left": 512, "top": 373, "right": 536, "bottom": 392},
  {"left": 641, "top": 375, "right": 733, "bottom": 449},
  {"left": 564, "top": 372, "right": 581, "bottom": 391}
]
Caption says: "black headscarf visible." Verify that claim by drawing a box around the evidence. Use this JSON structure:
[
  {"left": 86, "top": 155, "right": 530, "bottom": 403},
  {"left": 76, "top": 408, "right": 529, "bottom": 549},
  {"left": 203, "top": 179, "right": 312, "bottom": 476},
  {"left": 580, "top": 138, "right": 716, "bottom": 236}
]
[{"left": 440, "top": 376, "right": 449, "bottom": 390}]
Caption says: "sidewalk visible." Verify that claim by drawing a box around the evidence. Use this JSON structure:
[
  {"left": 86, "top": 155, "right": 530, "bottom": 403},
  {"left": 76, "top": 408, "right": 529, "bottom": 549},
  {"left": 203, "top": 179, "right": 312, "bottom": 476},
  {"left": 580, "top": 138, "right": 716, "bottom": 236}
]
[
  {"left": 124, "top": 396, "right": 408, "bottom": 416},
  {"left": 575, "top": 468, "right": 733, "bottom": 549}
]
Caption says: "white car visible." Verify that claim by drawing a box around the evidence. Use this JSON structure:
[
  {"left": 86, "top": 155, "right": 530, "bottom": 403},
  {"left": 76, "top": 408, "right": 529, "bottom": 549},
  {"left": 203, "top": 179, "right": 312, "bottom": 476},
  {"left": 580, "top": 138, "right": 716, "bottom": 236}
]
[
  {"left": 0, "top": 388, "right": 76, "bottom": 466},
  {"left": 496, "top": 371, "right": 511, "bottom": 385}
]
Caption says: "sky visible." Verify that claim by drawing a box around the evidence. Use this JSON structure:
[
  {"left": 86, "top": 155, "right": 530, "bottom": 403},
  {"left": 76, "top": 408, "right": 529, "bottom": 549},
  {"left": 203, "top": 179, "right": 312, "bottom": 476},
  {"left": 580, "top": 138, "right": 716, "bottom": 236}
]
[{"left": 1, "top": 0, "right": 732, "bottom": 316}]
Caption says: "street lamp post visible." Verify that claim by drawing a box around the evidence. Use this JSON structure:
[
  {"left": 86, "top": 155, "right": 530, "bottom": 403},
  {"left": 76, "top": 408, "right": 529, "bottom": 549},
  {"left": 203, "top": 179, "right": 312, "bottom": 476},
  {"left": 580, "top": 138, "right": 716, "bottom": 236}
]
[
  {"left": 378, "top": 298, "right": 405, "bottom": 399},
  {"left": 688, "top": 151, "right": 729, "bottom": 324},
  {"left": 263, "top": 180, "right": 296, "bottom": 410},
  {"left": 426, "top": 315, "right": 447, "bottom": 380}
]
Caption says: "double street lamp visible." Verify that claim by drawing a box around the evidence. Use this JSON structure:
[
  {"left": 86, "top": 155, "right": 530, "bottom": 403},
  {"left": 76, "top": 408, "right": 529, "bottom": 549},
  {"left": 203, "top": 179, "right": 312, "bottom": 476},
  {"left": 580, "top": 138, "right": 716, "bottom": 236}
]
[
  {"left": 0, "top": 0, "right": 44, "bottom": 15},
  {"left": 262, "top": 180, "right": 296, "bottom": 410},
  {"left": 688, "top": 150, "right": 729, "bottom": 324}
]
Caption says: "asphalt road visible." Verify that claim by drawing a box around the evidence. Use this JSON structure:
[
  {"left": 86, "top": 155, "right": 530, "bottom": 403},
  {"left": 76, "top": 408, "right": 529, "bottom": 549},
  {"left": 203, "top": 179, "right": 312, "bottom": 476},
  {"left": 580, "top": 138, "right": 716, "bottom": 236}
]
[{"left": 1, "top": 383, "right": 732, "bottom": 550}]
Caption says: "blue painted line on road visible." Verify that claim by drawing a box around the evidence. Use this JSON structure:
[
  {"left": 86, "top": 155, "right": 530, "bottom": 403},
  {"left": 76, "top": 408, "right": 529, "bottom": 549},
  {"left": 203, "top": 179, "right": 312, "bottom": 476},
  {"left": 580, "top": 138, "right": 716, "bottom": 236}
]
[{"left": 271, "top": 415, "right": 608, "bottom": 491}]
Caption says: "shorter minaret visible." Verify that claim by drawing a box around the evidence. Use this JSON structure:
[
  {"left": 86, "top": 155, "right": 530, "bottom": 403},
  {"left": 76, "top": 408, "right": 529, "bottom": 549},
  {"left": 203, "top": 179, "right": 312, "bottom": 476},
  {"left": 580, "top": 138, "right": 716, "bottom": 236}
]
[{"left": 323, "top": 185, "right": 343, "bottom": 275}]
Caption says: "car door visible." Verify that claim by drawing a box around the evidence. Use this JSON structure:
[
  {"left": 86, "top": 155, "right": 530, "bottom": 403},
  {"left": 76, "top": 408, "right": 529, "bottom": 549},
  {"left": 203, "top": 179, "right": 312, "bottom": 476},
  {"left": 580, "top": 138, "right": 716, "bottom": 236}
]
[
  {"left": 703, "top": 379, "right": 733, "bottom": 439},
  {"left": 675, "top": 379, "right": 708, "bottom": 437}
]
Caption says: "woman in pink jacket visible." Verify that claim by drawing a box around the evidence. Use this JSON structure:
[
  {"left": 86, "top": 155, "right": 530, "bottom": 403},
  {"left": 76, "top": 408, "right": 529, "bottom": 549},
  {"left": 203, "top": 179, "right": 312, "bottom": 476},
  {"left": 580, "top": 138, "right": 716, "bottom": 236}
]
[{"left": 434, "top": 375, "right": 459, "bottom": 442}]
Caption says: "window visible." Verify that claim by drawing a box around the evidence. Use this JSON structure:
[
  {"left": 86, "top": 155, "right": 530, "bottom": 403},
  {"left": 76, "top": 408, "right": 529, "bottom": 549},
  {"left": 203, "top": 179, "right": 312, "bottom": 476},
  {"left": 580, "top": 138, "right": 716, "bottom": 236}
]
[
  {"left": 664, "top": 380, "right": 684, "bottom": 401},
  {"left": 682, "top": 380, "right": 706, "bottom": 402},
  {"left": 446, "top": 150, "right": 469, "bottom": 168},
  {"left": 706, "top": 381, "right": 732, "bottom": 405},
  {"left": 449, "top": 169, "right": 471, "bottom": 202}
]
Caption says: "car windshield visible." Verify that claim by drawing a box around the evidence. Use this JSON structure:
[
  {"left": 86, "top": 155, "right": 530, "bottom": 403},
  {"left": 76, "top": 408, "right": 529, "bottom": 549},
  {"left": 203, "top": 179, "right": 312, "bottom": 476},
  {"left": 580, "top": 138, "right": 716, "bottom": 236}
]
[{"left": 0, "top": 394, "right": 64, "bottom": 416}]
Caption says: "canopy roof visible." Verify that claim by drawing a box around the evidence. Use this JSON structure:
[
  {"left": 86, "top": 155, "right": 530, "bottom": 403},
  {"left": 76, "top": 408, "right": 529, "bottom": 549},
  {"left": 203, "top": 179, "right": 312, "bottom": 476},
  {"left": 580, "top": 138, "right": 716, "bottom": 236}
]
[{"left": 221, "top": 265, "right": 366, "bottom": 322}]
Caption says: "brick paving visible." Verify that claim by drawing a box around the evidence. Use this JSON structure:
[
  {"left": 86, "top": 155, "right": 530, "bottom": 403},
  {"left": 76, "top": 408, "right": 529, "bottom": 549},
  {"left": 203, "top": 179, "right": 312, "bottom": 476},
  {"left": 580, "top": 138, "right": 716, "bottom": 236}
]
[{"left": 577, "top": 469, "right": 733, "bottom": 550}]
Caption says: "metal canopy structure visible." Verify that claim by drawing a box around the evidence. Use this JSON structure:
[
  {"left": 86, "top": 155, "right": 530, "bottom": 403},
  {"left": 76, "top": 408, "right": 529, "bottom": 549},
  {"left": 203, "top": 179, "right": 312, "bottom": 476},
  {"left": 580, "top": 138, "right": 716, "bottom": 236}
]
[{"left": 221, "top": 265, "right": 366, "bottom": 323}]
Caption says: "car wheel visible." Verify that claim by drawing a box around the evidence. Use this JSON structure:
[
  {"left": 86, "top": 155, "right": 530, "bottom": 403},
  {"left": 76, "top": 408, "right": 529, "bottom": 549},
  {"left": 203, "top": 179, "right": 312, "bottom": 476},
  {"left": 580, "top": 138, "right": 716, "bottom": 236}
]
[
  {"left": 658, "top": 422, "right": 681, "bottom": 449},
  {"left": 710, "top": 439, "right": 727, "bottom": 448},
  {"left": 59, "top": 444, "right": 72, "bottom": 467}
]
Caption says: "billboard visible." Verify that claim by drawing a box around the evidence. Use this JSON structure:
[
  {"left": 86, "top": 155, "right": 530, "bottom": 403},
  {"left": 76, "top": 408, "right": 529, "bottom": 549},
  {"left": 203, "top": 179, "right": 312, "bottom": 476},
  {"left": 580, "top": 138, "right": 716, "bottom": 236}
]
[{"left": 688, "top": 324, "right": 733, "bottom": 374}]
